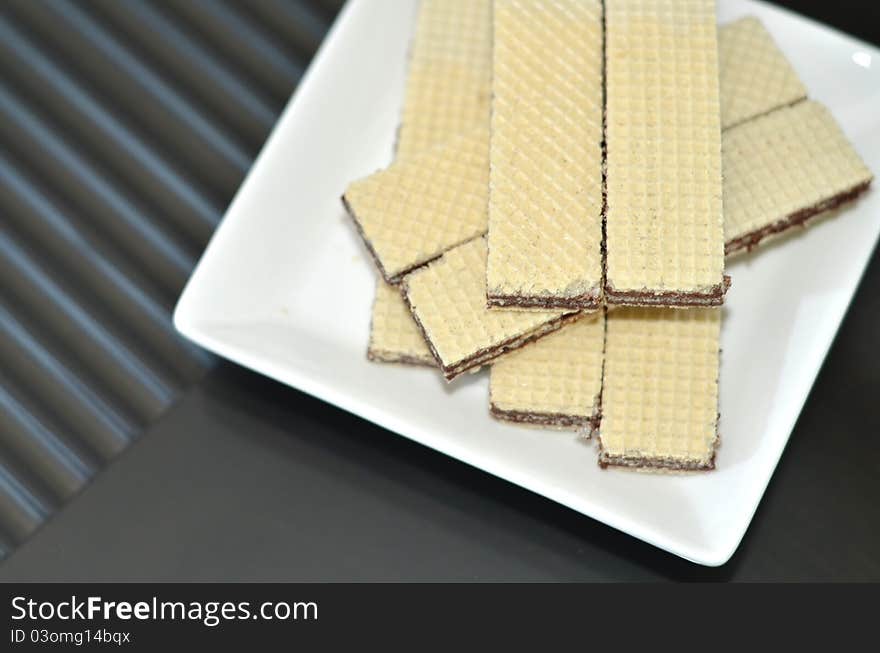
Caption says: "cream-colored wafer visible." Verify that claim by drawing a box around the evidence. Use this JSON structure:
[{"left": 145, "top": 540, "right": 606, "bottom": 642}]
[
  {"left": 359, "top": 15, "right": 790, "bottom": 299},
  {"left": 361, "top": 16, "right": 800, "bottom": 293},
  {"left": 493, "top": 100, "right": 872, "bottom": 441},
  {"left": 718, "top": 16, "right": 806, "bottom": 129},
  {"left": 598, "top": 307, "right": 721, "bottom": 471},
  {"left": 604, "top": 0, "right": 726, "bottom": 307},
  {"left": 345, "top": 0, "right": 492, "bottom": 283},
  {"left": 490, "top": 312, "right": 605, "bottom": 429},
  {"left": 486, "top": 21, "right": 870, "bottom": 445},
  {"left": 410, "top": 105, "right": 870, "bottom": 390},
  {"left": 368, "top": 280, "right": 435, "bottom": 366},
  {"left": 396, "top": 0, "right": 492, "bottom": 161},
  {"left": 724, "top": 100, "right": 873, "bottom": 253},
  {"left": 365, "top": 0, "right": 491, "bottom": 363},
  {"left": 344, "top": 126, "right": 489, "bottom": 283},
  {"left": 402, "top": 238, "right": 581, "bottom": 381},
  {"left": 370, "top": 16, "right": 869, "bottom": 370},
  {"left": 486, "top": 0, "right": 604, "bottom": 310}
]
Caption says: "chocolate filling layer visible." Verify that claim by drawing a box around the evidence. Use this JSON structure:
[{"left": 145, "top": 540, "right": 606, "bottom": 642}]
[
  {"left": 724, "top": 181, "right": 871, "bottom": 255},
  {"left": 490, "top": 405, "right": 601, "bottom": 432},
  {"left": 598, "top": 450, "right": 717, "bottom": 471},
  {"left": 604, "top": 276, "right": 731, "bottom": 308},
  {"left": 401, "top": 280, "right": 582, "bottom": 381},
  {"left": 487, "top": 288, "right": 602, "bottom": 311},
  {"left": 367, "top": 350, "right": 435, "bottom": 367}
]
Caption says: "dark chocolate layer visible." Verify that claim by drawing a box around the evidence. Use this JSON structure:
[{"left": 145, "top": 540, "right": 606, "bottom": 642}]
[
  {"left": 490, "top": 404, "right": 601, "bottom": 432},
  {"left": 604, "top": 276, "right": 731, "bottom": 308},
  {"left": 724, "top": 180, "right": 872, "bottom": 255},
  {"left": 367, "top": 350, "right": 435, "bottom": 367},
  {"left": 487, "top": 288, "right": 602, "bottom": 311},
  {"left": 597, "top": 450, "right": 717, "bottom": 471},
  {"left": 401, "top": 281, "right": 583, "bottom": 381}
]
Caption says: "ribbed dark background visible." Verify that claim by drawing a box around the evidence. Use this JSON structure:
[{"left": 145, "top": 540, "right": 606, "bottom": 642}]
[
  {"left": 0, "top": 0, "right": 344, "bottom": 559},
  {"left": 0, "top": 0, "right": 876, "bottom": 569}
]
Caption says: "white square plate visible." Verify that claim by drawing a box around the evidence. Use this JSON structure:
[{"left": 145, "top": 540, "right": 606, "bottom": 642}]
[{"left": 174, "top": 0, "right": 879, "bottom": 566}]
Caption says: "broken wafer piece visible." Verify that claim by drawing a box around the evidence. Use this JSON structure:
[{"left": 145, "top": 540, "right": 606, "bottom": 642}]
[
  {"left": 402, "top": 238, "right": 582, "bottom": 381},
  {"left": 344, "top": 0, "right": 492, "bottom": 284},
  {"left": 368, "top": 280, "right": 435, "bottom": 366},
  {"left": 598, "top": 307, "right": 721, "bottom": 471},
  {"left": 364, "top": 0, "right": 491, "bottom": 362},
  {"left": 395, "top": 0, "right": 492, "bottom": 161},
  {"left": 490, "top": 312, "right": 605, "bottom": 430},
  {"left": 718, "top": 16, "right": 806, "bottom": 129},
  {"left": 724, "top": 100, "right": 873, "bottom": 254},
  {"left": 344, "top": 127, "right": 489, "bottom": 283},
  {"left": 604, "top": 0, "right": 726, "bottom": 307},
  {"left": 486, "top": 0, "right": 604, "bottom": 310}
]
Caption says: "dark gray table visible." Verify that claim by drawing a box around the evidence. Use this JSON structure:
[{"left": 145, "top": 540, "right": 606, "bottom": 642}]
[{"left": 1, "top": 0, "right": 878, "bottom": 581}]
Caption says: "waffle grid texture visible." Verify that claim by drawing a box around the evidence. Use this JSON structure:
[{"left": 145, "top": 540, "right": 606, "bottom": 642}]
[
  {"left": 599, "top": 307, "right": 721, "bottom": 470},
  {"left": 724, "top": 100, "right": 873, "bottom": 251},
  {"left": 402, "top": 238, "right": 577, "bottom": 380},
  {"left": 368, "top": 15, "right": 816, "bottom": 368},
  {"left": 395, "top": 0, "right": 492, "bottom": 161},
  {"left": 487, "top": 0, "right": 604, "bottom": 307},
  {"left": 368, "top": 280, "right": 434, "bottom": 365},
  {"left": 604, "top": 0, "right": 725, "bottom": 301},
  {"left": 718, "top": 16, "right": 806, "bottom": 129},
  {"left": 490, "top": 312, "right": 605, "bottom": 428},
  {"left": 490, "top": 18, "right": 860, "bottom": 433},
  {"left": 345, "top": 126, "right": 489, "bottom": 282},
  {"left": 362, "top": 17, "right": 794, "bottom": 300},
  {"left": 499, "top": 99, "right": 871, "bottom": 452},
  {"left": 366, "top": 0, "right": 492, "bottom": 364},
  {"left": 367, "top": 9, "right": 871, "bottom": 460}
]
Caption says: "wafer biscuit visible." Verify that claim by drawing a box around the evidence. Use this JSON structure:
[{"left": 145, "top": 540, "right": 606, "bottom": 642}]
[
  {"left": 395, "top": 0, "right": 492, "bottom": 161},
  {"left": 365, "top": 0, "right": 491, "bottom": 363},
  {"left": 486, "top": 0, "right": 604, "bottom": 310},
  {"left": 402, "top": 238, "right": 581, "bottom": 381},
  {"left": 345, "top": 0, "right": 492, "bottom": 283},
  {"left": 490, "top": 312, "right": 605, "bottom": 429},
  {"left": 485, "top": 20, "right": 869, "bottom": 452},
  {"left": 494, "top": 101, "right": 871, "bottom": 442},
  {"left": 344, "top": 126, "right": 489, "bottom": 283},
  {"left": 404, "top": 104, "right": 870, "bottom": 387},
  {"left": 604, "top": 0, "right": 726, "bottom": 307},
  {"left": 718, "top": 16, "right": 806, "bottom": 129},
  {"left": 371, "top": 15, "right": 805, "bottom": 366},
  {"left": 368, "top": 16, "right": 869, "bottom": 372},
  {"left": 598, "top": 307, "right": 721, "bottom": 471},
  {"left": 359, "top": 16, "right": 799, "bottom": 293},
  {"left": 724, "top": 100, "right": 873, "bottom": 254},
  {"left": 368, "top": 280, "right": 435, "bottom": 366}
]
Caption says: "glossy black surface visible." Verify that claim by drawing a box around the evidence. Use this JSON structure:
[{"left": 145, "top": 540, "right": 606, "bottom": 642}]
[{"left": 0, "top": 0, "right": 877, "bottom": 579}]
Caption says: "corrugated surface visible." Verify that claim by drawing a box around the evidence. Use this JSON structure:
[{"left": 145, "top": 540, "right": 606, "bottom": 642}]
[{"left": 0, "top": 0, "right": 343, "bottom": 557}]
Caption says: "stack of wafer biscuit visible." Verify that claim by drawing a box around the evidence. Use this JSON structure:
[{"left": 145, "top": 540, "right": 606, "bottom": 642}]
[{"left": 342, "top": 1, "right": 872, "bottom": 472}]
